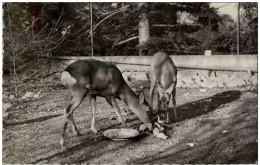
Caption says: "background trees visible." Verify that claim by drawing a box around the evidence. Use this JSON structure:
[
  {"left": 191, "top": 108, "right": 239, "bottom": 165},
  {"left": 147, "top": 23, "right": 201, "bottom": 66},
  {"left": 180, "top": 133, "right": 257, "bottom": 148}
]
[
  {"left": 239, "top": 2, "right": 258, "bottom": 54},
  {"left": 4, "top": 2, "right": 257, "bottom": 58}
]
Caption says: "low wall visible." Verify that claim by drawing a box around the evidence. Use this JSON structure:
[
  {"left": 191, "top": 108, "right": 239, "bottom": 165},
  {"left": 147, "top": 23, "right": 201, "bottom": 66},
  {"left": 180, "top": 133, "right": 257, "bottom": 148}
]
[{"left": 52, "top": 55, "right": 258, "bottom": 72}]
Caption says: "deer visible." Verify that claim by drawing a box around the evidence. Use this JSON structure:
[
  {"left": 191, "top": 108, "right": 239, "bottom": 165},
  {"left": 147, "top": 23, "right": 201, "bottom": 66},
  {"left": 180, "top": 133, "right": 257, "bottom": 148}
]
[
  {"left": 60, "top": 59, "right": 152, "bottom": 149},
  {"left": 150, "top": 51, "right": 177, "bottom": 123}
]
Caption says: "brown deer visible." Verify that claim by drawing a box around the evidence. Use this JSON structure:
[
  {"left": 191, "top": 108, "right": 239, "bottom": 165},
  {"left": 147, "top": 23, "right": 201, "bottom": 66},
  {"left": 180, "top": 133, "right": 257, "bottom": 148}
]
[
  {"left": 60, "top": 59, "right": 152, "bottom": 149},
  {"left": 150, "top": 51, "right": 177, "bottom": 123}
]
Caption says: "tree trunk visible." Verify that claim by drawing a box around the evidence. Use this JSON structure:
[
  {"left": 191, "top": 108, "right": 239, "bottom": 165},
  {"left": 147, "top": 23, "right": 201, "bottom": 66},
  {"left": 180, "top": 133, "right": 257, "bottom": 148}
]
[
  {"left": 7, "top": 3, "right": 18, "bottom": 99},
  {"left": 138, "top": 3, "right": 150, "bottom": 56}
]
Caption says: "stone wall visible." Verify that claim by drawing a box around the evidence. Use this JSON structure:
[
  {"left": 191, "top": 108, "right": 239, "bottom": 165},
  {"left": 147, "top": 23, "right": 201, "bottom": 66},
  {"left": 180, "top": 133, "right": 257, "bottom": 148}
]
[{"left": 122, "top": 69, "right": 257, "bottom": 88}]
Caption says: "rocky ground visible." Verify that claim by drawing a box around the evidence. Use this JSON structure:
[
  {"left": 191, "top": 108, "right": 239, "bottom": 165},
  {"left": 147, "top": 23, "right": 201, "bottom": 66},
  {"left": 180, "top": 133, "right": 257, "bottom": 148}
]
[{"left": 2, "top": 82, "right": 258, "bottom": 164}]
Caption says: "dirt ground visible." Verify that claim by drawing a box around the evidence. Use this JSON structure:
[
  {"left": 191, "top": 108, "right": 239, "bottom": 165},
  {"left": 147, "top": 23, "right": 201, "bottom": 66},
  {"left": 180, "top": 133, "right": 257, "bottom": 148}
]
[{"left": 2, "top": 82, "right": 258, "bottom": 164}]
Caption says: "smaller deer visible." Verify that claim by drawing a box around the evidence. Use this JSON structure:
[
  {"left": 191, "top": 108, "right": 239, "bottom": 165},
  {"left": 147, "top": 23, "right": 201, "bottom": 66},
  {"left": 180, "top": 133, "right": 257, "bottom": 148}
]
[
  {"left": 60, "top": 60, "right": 152, "bottom": 149},
  {"left": 150, "top": 51, "right": 177, "bottom": 123}
]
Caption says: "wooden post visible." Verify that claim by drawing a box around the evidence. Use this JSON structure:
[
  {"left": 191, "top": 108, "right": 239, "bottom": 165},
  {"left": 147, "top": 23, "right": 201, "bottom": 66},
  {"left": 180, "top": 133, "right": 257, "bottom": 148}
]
[
  {"left": 122, "top": 2, "right": 127, "bottom": 55},
  {"left": 237, "top": 2, "right": 240, "bottom": 55},
  {"left": 122, "top": 2, "right": 125, "bottom": 18},
  {"left": 90, "top": 2, "right": 94, "bottom": 57}
]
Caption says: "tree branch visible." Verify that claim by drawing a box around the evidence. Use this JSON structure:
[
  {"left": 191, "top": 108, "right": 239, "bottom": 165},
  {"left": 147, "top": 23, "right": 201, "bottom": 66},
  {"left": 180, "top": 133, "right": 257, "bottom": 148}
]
[
  {"left": 44, "top": 36, "right": 66, "bottom": 51},
  {"left": 76, "top": 5, "right": 130, "bottom": 40},
  {"left": 114, "top": 36, "right": 138, "bottom": 46}
]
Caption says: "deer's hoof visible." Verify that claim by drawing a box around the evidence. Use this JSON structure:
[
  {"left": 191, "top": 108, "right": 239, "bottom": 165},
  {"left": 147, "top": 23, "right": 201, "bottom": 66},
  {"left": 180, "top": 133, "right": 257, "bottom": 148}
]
[
  {"left": 60, "top": 139, "right": 67, "bottom": 150},
  {"left": 91, "top": 128, "right": 98, "bottom": 134},
  {"left": 74, "top": 132, "right": 82, "bottom": 137},
  {"left": 121, "top": 123, "right": 128, "bottom": 128},
  {"left": 73, "top": 129, "right": 82, "bottom": 136}
]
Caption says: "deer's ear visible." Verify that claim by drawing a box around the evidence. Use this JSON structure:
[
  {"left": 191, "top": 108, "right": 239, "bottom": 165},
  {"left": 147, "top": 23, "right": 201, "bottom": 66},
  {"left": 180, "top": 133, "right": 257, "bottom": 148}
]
[
  {"left": 166, "top": 83, "right": 175, "bottom": 94},
  {"left": 157, "top": 83, "right": 164, "bottom": 94},
  {"left": 139, "top": 92, "right": 145, "bottom": 104}
]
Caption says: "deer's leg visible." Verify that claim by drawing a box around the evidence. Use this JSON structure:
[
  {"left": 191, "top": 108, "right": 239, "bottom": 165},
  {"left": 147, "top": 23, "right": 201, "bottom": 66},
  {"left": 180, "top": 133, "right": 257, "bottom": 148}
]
[
  {"left": 150, "top": 75, "right": 156, "bottom": 111},
  {"left": 60, "top": 88, "right": 87, "bottom": 149},
  {"left": 90, "top": 95, "right": 98, "bottom": 133},
  {"left": 66, "top": 93, "right": 81, "bottom": 136},
  {"left": 171, "top": 87, "right": 178, "bottom": 122},
  {"left": 69, "top": 114, "right": 81, "bottom": 136},
  {"left": 110, "top": 97, "right": 127, "bottom": 127}
]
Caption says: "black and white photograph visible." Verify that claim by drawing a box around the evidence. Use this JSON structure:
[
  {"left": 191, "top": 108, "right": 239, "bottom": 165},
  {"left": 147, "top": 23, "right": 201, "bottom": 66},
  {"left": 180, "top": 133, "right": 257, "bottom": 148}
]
[{"left": 2, "top": 2, "right": 258, "bottom": 164}]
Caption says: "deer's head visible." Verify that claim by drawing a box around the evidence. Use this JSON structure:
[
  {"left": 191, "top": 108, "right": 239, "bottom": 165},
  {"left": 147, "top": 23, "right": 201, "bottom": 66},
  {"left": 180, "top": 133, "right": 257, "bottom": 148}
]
[{"left": 156, "top": 81, "right": 175, "bottom": 111}]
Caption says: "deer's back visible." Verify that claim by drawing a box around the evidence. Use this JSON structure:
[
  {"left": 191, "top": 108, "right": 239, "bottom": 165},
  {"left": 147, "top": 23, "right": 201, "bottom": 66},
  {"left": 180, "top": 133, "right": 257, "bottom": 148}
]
[
  {"left": 151, "top": 52, "right": 177, "bottom": 88},
  {"left": 62, "top": 60, "right": 124, "bottom": 96}
]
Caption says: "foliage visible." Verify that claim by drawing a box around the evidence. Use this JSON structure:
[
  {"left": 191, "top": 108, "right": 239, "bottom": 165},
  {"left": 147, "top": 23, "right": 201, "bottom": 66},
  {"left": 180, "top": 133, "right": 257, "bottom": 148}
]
[
  {"left": 208, "top": 3, "right": 258, "bottom": 54},
  {"left": 240, "top": 2, "right": 257, "bottom": 20},
  {"left": 210, "top": 14, "right": 238, "bottom": 54},
  {"left": 240, "top": 2, "right": 258, "bottom": 54},
  {"left": 3, "top": 3, "right": 67, "bottom": 97},
  {"left": 147, "top": 3, "right": 219, "bottom": 54},
  {"left": 33, "top": 2, "right": 221, "bottom": 56}
]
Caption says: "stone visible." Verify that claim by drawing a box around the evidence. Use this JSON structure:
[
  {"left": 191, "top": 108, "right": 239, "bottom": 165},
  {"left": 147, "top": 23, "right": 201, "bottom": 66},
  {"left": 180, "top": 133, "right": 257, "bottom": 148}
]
[
  {"left": 181, "top": 77, "right": 199, "bottom": 88},
  {"left": 236, "top": 79, "right": 247, "bottom": 86},
  {"left": 191, "top": 75, "right": 202, "bottom": 86},
  {"left": 176, "top": 80, "right": 185, "bottom": 88},
  {"left": 226, "top": 78, "right": 246, "bottom": 87},
  {"left": 177, "top": 69, "right": 208, "bottom": 79},
  {"left": 122, "top": 72, "right": 130, "bottom": 82},
  {"left": 129, "top": 72, "right": 149, "bottom": 81},
  {"left": 249, "top": 75, "right": 258, "bottom": 85},
  {"left": 215, "top": 71, "right": 233, "bottom": 78},
  {"left": 181, "top": 77, "right": 195, "bottom": 86}
]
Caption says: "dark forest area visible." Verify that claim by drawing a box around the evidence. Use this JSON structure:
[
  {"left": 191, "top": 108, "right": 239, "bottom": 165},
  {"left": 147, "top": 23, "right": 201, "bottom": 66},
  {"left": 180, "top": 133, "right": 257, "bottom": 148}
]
[{"left": 3, "top": 3, "right": 258, "bottom": 58}]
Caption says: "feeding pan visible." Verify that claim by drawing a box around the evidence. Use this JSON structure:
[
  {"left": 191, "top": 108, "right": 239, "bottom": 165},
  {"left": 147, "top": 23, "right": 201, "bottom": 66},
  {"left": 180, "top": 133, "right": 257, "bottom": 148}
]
[{"left": 103, "top": 128, "right": 140, "bottom": 140}]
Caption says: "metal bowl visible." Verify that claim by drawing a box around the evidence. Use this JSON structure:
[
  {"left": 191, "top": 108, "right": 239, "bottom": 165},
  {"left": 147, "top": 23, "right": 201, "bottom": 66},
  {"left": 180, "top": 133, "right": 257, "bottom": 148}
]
[{"left": 103, "top": 128, "right": 140, "bottom": 140}]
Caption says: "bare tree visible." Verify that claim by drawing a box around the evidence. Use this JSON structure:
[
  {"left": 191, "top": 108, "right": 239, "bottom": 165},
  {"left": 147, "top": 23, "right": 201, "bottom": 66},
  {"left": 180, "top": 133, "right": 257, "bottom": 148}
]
[
  {"left": 138, "top": 3, "right": 150, "bottom": 55},
  {"left": 3, "top": 3, "right": 67, "bottom": 99}
]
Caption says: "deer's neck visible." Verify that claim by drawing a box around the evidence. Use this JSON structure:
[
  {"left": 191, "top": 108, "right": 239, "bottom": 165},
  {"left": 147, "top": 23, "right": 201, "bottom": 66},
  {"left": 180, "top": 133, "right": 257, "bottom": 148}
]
[
  {"left": 119, "top": 82, "right": 152, "bottom": 123},
  {"left": 119, "top": 82, "right": 140, "bottom": 109}
]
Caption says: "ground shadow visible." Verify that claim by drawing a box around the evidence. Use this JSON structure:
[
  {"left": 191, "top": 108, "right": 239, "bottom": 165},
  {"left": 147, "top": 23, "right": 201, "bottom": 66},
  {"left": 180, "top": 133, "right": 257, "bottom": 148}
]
[
  {"left": 30, "top": 90, "right": 242, "bottom": 164},
  {"left": 31, "top": 117, "right": 150, "bottom": 164},
  {"left": 32, "top": 132, "right": 147, "bottom": 164},
  {"left": 93, "top": 90, "right": 242, "bottom": 133},
  {"left": 168, "top": 90, "right": 242, "bottom": 124},
  {"left": 4, "top": 114, "right": 62, "bottom": 126},
  {"left": 130, "top": 92, "right": 257, "bottom": 164},
  {"left": 31, "top": 135, "right": 107, "bottom": 164}
]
